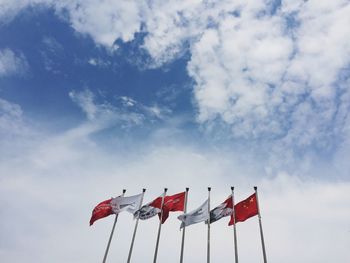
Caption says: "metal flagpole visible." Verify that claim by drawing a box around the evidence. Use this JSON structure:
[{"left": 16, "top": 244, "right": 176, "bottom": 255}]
[
  {"left": 231, "top": 186, "right": 238, "bottom": 263},
  {"left": 102, "top": 189, "right": 126, "bottom": 263},
  {"left": 127, "top": 188, "right": 146, "bottom": 263},
  {"left": 207, "top": 187, "right": 211, "bottom": 263},
  {"left": 254, "top": 186, "right": 267, "bottom": 263},
  {"left": 153, "top": 188, "right": 168, "bottom": 263},
  {"left": 179, "top": 187, "right": 189, "bottom": 263}
]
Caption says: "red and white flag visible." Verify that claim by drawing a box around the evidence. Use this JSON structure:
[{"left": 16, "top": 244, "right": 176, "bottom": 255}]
[
  {"left": 111, "top": 193, "right": 143, "bottom": 214},
  {"left": 134, "top": 192, "right": 186, "bottom": 223},
  {"left": 90, "top": 193, "right": 143, "bottom": 226},
  {"left": 229, "top": 193, "right": 258, "bottom": 225},
  {"left": 134, "top": 196, "right": 162, "bottom": 220},
  {"left": 209, "top": 195, "right": 233, "bottom": 224},
  {"left": 89, "top": 198, "right": 114, "bottom": 226}
]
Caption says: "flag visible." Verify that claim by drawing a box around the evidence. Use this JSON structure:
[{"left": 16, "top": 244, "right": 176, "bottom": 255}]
[
  {"left": 90, "top": 198, "right": 114, "bottom": 226},
  {"left": 134, "top": 196, "right": 162, "bottom": 220},
  {"left": 111, "top": 193, "right": 143, "bottom": 214},
  {"left": 229, "top": 193, "right": 258, "bottom": 225},
  {"left": 210, "top": 195, "right": 233, "bottom": 224},
  {"left": 161, "top": 192, "right": 186, "bottom": 224},
  {"left": 134, "top": 192, "right": 185, "bottom": 223},
  {"left": 178, "top": 199, "right": 209, "bottom": 228}
]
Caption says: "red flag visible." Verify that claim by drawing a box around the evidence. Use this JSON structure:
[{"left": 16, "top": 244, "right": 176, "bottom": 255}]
[
  {"left": 89, "top": 198, "right": 114, "bottom": 226},
  {"left": 160, "top": 192, "right": 186, "bottom": 224},
  {"left": 229, "top": 193, "right": 258, "bottom": 225}
]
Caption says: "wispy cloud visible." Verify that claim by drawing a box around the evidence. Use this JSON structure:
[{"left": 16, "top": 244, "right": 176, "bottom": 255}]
[
  {"left": 69, "top": 89, "right": 172, "bottom": 130},
  {"left": 0, "top": 48, "right": 28, "bottom": 76}
]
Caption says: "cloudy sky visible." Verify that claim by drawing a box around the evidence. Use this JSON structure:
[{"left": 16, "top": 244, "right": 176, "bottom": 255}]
[{"left": 1, "top": 0, "right": 350, "bottom": 262}]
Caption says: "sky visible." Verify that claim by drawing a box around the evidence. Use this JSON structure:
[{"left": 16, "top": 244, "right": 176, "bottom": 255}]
[{"left": 0, "top": 0, "right": 350, "bottom": 262}]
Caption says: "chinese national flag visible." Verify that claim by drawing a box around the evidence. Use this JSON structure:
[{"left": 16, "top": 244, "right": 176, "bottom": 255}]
[
  {"left": 160, "top": 192, "right": 186, "bottom": 224},
  {"left": 229, "top": 193, "right": 258, "bottom": 225},
  {"left": 90, "top": 199, "right": 113, "bottom": 226}
]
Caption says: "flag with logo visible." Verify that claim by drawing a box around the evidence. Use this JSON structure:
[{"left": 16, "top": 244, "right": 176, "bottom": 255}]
[
  {"left": 161, "top": 192, "right": 186, "bottom": 223},
  {"left": 210, "top": 195, "right": 233, "bottom": 224},
  {"left": 178, "top": 199, "right": 209, "bottom": 228},
  {"left": 134, "top": 196, "right": 162, "bottom": 220},
  {"left": 90, "top": 198, "right": 114, "bottom": 226},
  {"left": 134, "top": 192, "right": 185, "bottom": 223},
  {"left": 111, "top": 193, "right": 143, "bottom": 214}
]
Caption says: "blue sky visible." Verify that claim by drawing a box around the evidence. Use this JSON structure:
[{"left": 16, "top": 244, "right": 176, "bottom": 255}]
[
  {"left": 0, "top": 7, "right": 193, "bottom": 129},
  {"left": 1, "top": 1, "right": 350, "bottom": 262}
]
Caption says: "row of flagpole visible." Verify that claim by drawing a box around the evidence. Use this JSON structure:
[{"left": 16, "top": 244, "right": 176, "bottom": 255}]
[{"left": 95, "top": 187, "right": 267, "bottom": 263}]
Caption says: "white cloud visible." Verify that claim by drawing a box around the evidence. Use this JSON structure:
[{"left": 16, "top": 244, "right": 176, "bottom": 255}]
[
  {"left": 87, "top": 57, "right": 110, "bottom": 67},
  {"left": 0, "top": 90, "right": 349, "bottom": 263},
  {"left": 69, "top": 89, "right": 99, "bottom": 120},
  {"left": 68, "top": 89, "right": 145, "bottom": 134},
  {"left": 31, "top": 0, "right": 349, "bottom": 150},
  {"left": 1, "top": 1, "right": 349, "bottom": 150},
  {"left": 0, "top": 48, "right": 28, "bottom": 76},
  {"left": 1, "top": 2, "right": 350, "bottom": 262},
  {"left": 0, "top": 115, "right": 350, "bottom": 262},
  {"left": 0, "top": 98, "right": 34, "bottom": 139},
  {"left": 186, "top": 1, "right": 350, "bottom": 151},
  {"left": 55, "top": 0, "right": 143, "bottom": 46},
  {"left": 69, "top": 90, "right": 172, "bottom": 131}
]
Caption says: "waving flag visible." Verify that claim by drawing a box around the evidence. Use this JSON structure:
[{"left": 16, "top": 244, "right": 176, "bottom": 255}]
[
  {"left": 210, "top": 195, "right": 233, "bottom": 224},
  {"left": 134, "top": 192, "right": 185, "bottom": 223},
  {"left": 229, "top": 193, "right": 258, "bottom": 225},
  {"left": 111, "top": 193, "right": 143, "bottom": 214},
  {"left": 134, "top": 196, "right": 162, "bottom": 220},
  {"left": 178, "top": 199, "right": 209, "bottom": 228},
  {"left": 161, "top": 192, "right": 186, "bottom": 223},
  {"left": 89, "top": 198, "right": 114, "bottom": 226}
]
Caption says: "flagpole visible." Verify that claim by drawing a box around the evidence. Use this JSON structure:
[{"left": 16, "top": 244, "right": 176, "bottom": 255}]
[
  {"left": 207, "top": 187, "right": 211, "bottom": 263},
  {"left": 179, "top": 187, "right": 189, "bottom": 263},
  {"left": 127, "top": 188, "right": 146, "bottom": 263},
  {"left": 254, "top": 186, "right": 267, "bottom": 263},
  {"left": 102, "top": 189, "right": 126, "bottom": 263},
  {"left": 153, "top": 188, "right": 168, "bottom": 263},
  {"left": 231, "top": 186, "right": 238, "bottom": 263}
]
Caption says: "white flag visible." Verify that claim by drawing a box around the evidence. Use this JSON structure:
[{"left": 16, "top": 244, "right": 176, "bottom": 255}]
[
  {"left": 111, "top": 193, "right": 143, "bottom": 214},
  {"left": 178, "top": 199, "right": 209, "bottom": 228}
]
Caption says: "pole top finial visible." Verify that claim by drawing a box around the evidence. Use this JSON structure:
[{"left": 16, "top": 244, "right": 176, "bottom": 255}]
[
  {"left": 164, "top": 188, "right": 168, "bottom": 192},
  {"left": 122, "top": 189, "right": 126, "bottom": 193},
  {"left": 231, "top": 186, "right": 234, "bottom": 190},
  {"left": 254, "top": 186, "right": 257, "bottom": 191},
  {"left": 142, "top": 188, "right": 146, "bottom": 192},
  {"left": 185, "top": 187, "right": 189, "bottom": 191},
  {"left": 208, "top": 187, "right": 211, "bottom": 191}
]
